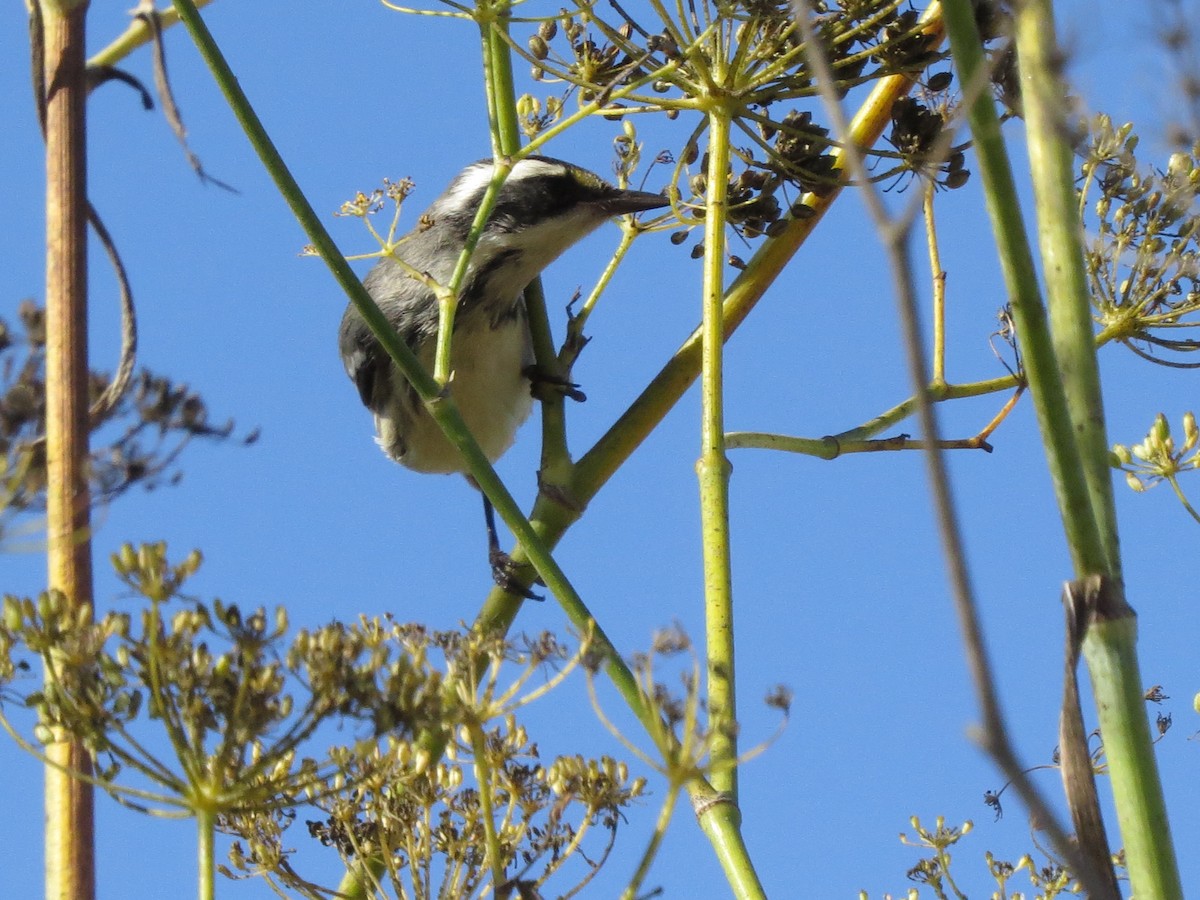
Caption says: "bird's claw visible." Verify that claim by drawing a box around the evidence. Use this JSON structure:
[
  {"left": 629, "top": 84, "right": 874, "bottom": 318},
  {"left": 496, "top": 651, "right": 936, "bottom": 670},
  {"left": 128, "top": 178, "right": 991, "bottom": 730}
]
[
  {"left": 489, "top": 548, "right": 545, "bottom": 601},
  {"left": 524, "top": 365, "right": 586, "bottom": 404}
]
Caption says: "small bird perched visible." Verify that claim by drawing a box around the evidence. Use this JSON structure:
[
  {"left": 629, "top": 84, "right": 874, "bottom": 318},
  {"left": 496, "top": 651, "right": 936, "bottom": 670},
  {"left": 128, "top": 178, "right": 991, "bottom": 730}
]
[{"left": 338, "top": 156, "right": 667, "bottom": 589}]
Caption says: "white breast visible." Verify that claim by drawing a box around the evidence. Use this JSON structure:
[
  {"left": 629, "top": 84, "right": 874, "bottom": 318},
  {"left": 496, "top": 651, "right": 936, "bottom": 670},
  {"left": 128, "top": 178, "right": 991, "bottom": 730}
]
[{"left": 379, "top": 314, "right": 534, "bottom": 474}]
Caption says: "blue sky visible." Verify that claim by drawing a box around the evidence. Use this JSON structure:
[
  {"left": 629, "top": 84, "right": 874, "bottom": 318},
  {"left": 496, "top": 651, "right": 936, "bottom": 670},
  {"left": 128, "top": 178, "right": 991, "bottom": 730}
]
[{"left": 2, "top": 2, "right": 1197, "bottom": 897}]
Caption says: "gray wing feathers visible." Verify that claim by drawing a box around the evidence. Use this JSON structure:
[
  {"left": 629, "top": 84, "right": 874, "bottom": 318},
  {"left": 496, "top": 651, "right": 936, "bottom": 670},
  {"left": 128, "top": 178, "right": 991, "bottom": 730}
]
[
  {"left": 339, "top": 259, "right": 438, "bottom": 413},
  {"left": 338, "top": 308, "right": 387, "bottom": 411}
]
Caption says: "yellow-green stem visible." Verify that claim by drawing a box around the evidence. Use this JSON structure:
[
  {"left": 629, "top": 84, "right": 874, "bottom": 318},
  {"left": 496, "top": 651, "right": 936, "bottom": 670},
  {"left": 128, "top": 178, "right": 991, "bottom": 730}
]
[
  {"left": 435, "top": 167, "right": 511, "bottom": 384},
  {"left": 1016, "top": 1, "right": 1120, "bottom": 574},
  {"left": 1082, "top": 615, "right": 1180, "bottom": 897},
  {"left": 479, "top": 14, "right": 573, "bottom": 474},
  {"left": 621, "top": 784, "right": 682, "bottom": 900},
  {"left": 560, "top": 227, "right": 639, "bottom": 349},
  {"left": 1166, "top": 475, "right": 1200, "bottom": 525},
  {"left": 698, "top": 106, "right": 738, "bottom": 798},
  {"left": 480, "top": 11, "right": 521, "bottom": 153},
  {"left": 432, "top": 12, "right": 525, "bottom": 386},
  {"left": 725, "top": 432, "right": 990, "bottom": 456},
  {"left": 468, "top": 725, "right": 506, "bottom": 889},
  {"left": 942, "top": 0, "right": 1106, "bottom": 574},
  {"left": 924, "top": 183, "right": 947, "bottom": 387},
  {"left": 1016, "top": 0, "right": 1180, "bottom": 894},
  {"left": 197, "top": 805, "right": 215, "bottom": 900},
  {"left": 87, "top": 0, "right": 217, "bottom": 67}
]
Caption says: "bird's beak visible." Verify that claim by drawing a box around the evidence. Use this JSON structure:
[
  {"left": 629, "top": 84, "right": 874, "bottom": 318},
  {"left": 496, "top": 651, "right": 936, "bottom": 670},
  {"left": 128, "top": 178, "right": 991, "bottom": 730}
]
[{"left": 599, "top": 188, "right": 671, "bottom": 216}]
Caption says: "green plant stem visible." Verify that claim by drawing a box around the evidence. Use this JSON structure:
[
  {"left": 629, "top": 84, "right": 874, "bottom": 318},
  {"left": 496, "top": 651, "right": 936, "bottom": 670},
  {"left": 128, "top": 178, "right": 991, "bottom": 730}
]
[
  {"left": 941, "top": 0, "right": 1106, "bottom": 575},
  {"left": 1166, "top": 474, "right": 1200, "bottom": 524},
  {"left": 429, "top": 10, "right": 529, "bottom": 386},
  {"left": 1084, "top": 612, "right": 1183, "bottom": 877},
  {"left": 1016, "top": 1, "right": 1121, "bottom": 575},
  {"left": 467, "top": 724, "right": 506, "bottom": 890},
  {"left": 924, "top": 183, "right": 947, "bottom": 387},
  {"left": 197, "top": 805, "right": 215, "bottom": 900},
  {"left": 698, "top": 103, "right": 738, "bottom": 798},
  {"left": 559, "top": 226, "right": 639, "bottom": 353},
  {"left": 1015, "top": 0, "right": 1181, "bottom": 894},
  {"left": 943, "top": 0, "right": 1180, "bottom": 894},
  {"left": 939, "top": 0, "right": 1108, "bottom": 878},
  {"left": 434, "top": 169, "right": 510, "bottom": 383},
  {"left": 479, "top": 13, "right": 573, "bottom": 476},
  {"left": 693, "top": 806, "right": 764, "bottom": 898},
  {"left": 621, "top": 784, "right": 682, "bottom": 900},
  {"left": 480, "top": 10, "right": 521, "bottom": 154}
]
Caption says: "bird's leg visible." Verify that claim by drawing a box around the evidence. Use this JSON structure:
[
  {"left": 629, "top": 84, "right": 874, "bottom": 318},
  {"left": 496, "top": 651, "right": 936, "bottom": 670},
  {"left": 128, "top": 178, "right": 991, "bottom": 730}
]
[
  {"left": 523, "top": 364, "right": 587, "bottom": 404},
  {"left": 483, "top": 494, "right": 544, "bottom": 601}
]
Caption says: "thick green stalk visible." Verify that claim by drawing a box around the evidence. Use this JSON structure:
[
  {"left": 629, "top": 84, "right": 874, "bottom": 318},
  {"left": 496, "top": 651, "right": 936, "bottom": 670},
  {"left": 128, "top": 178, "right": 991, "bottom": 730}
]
[
  {"left": 945, "top": 0, "right": 1180, "bottom": 893},
  {"left": 698, "top": 106, "right": 738, "bottom": 798},
  {"left": 1015, "top": 0, "right": 1120, "bottom": 574},
  {"left": 940, "top": 0, "right": 1106, "bottom": 573},
  {"left": 1015, "top": 0, "right": 1180, "bottom": 894},
  {"left": 196, "top": 806, "right": 214, "bottom": 900},
  {"left": 1082, "top": 615, "right": 1181, "bottom": 895}
]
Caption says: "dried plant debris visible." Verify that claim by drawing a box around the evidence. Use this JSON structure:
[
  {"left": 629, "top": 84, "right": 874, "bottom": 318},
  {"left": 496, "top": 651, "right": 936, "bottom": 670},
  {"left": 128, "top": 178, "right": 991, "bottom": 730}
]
[{"left": 0, "top": 300, "right": 254, "bottom": 514}]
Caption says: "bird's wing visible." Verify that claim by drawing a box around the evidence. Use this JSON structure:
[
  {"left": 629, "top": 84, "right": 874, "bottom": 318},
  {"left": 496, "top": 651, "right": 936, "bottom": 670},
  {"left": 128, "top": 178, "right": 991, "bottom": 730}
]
[{"left": 338, "top": 310, "right": 391, "bottom": 413}]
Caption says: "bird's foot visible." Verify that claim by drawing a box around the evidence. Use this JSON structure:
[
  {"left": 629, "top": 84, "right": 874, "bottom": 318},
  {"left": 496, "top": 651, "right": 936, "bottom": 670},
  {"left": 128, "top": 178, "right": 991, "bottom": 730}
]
[
  {"left": 489, "top": 548, "right": 545, "bottom": 601},
  {"left": 524, "top": 365, "right": 586, "bottom": 403}
]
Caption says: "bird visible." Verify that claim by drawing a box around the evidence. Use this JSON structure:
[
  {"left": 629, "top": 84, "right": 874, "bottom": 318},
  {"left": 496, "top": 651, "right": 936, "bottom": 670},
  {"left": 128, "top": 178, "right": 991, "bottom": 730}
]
[{"left": 338, "top": 155, "right": 668, "bottom": 593}]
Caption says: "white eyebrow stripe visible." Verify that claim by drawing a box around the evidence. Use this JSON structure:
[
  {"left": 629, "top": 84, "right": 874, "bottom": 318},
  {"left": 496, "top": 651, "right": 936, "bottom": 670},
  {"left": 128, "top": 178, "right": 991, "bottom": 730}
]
[
  {"left": 439, "top": 157, "right": 574, "bottom": 211},
  {"left": 440, "top": 161, "right": 497, "bottom": 211},
  {"left": 507, "top": 157, "right": 569, "bottom": 182}
]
